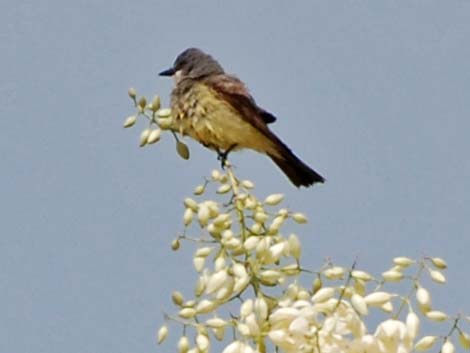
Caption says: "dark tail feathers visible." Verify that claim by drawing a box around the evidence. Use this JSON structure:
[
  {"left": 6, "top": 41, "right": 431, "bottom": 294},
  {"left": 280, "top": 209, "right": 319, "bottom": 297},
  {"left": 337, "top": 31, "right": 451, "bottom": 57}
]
[{"left": 268, "top": 146, "right": 325, "bottom": 188}]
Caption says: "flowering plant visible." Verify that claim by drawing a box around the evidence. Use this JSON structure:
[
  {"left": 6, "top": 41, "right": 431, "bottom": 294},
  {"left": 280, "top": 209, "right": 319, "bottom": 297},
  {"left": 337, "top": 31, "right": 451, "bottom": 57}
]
[{"left": 125, "top": 88, "right": 469, "bottom": 353}]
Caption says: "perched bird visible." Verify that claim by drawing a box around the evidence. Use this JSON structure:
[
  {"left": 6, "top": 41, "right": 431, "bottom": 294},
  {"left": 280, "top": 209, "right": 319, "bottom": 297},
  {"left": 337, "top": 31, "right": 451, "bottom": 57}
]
[{"left": 159, "top": 48, "right": 325, "bottom": 187}]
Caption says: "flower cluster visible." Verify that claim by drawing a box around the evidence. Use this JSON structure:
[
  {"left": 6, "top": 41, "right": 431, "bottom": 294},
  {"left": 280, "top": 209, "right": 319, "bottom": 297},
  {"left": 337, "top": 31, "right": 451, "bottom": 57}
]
[{"left": 125, "top": 89, "right": 469, "bottom": 353}]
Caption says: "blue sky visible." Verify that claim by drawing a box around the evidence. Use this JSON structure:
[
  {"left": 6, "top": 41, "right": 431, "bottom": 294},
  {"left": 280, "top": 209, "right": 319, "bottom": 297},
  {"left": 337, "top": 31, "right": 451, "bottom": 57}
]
[{"left": 1, "top": 2, "right": 469, "bottom": 353}]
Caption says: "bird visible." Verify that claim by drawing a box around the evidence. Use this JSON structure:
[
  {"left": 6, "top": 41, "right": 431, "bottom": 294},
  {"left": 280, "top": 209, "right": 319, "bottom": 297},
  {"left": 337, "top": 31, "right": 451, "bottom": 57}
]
[{"left": 159, "top": 48, "right": 325, "bottom": 187}]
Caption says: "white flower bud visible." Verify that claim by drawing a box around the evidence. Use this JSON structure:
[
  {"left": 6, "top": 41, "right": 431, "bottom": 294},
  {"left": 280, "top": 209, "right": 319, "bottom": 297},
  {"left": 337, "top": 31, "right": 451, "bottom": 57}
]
[
  {"left": 312, "top": 287, "right": 335, "bottom": 303},
  {"left": 406, "top": 311, "right": 420, "bottom": 339},
  {"left": 211, "top": 169, "right": 221, "bottom": 180},
  {"left": 206, "top": 317, "right": 226, "bottom": 328},
  {"left": 416, "top": 287, "right": 432, "bottom": 312},
  {"left": 157, "top": 325, "right": 168, "bottom": 344},
  {"left": 196, "top": 334, "right": 209, "bottom": 351},
  {"left": 196, "top": 299, "right": 216, "bottom": 314},
  {"left": 269, "top": 242, "right": 286, "bottom": 262},
  {"left": 234, "top": 273, "right": 250, "bottom": 293},
  {"left": 183, "top": 208, "right": 193, "bottom": 226},
  {"left": 139, "top": 128, "right": 151, "bottom": 146},
  {"left": 207, "top": 202, "right": 219, "bottom": 217},
  {"left": 222, "top": 341, "right": 253, "bottom": 353},
  {"left": 217, "top": 184, "right": 231, "bottom": 194},
  {"left": 240, "top": 299, "right": 253, "bottom": 318},
  {"left": 426, "top": 310, "right": 448, "bottom": 322},
  {"left": 292, "top": 213, "right": 308, "bottom": 224},
  {"left": 254, "top": 297, "right": 268, "bottom": 321},
  {"left": 268, "top": 330, "right": 288, "bottom": 346},
  {"left": 241, "top": 180, "right": 255, "bottom": 189},
  {"left": 171, "top": 239, "right": 180, "bottom": 251},
  {"left": 195, "top": 247, "right": 213, "bottom": 258},
  {"left": 431, "top": 257, "right": 447, "bottom": 269},
  {"left": 415, "top": 336, "right": 438, "bottom": 351},
  {"left": 268, "top": 216, "right": 285, "bottom": 234},
  {"left": 137, "top": 96, "right": 147, "bottom": 109},
  {"left": 206, "top": 270, "right": 228, "bottom": 294},
  {"left": 150, "top": 95, "right": 161, "bottom": 111},
  {"left": 264, "top": 193, "right": 284, "bottom": 205},
  {"left": 237, "top": 323, "right": 251, "bottom": 337},
  {"left": 244, "top": 236, "right": 260, "bottom": 251},
  {"left": 459, "top": 332, "right": 470, "bottom": 350},
  {"left": 184, "top": 198, "right": 198, "bottom": 211},
  {"left": 254, "top": 211, "right": 268, "bottom": 223},
  {"left": 193, "top": 184, "right": 205, "bottom": 195},
  {"left": 351, "top": 270, "right": 373, "bottom": 281},
  {"left": 287, "top": 233, "right": 301, "bottom": 260},
  {"left": 259, "top": 270, "right": 282, "bottom": 284},
  {"left": 193, "top": 256, "right": 205, "bottom": 272},
  {"left": 376, "top": 319, "right": 407, "bottom": 342},
  {"left": 312, "top": 278, "right": 322, "bottom": 293},
  {"left": 178, "top": 307, "right": 196, "bottom": 319},
  {"left": 185, "top": 299, "right": 196, "bottom": 307},
  {"left": 123, "top": 115, "right": 137, "bottom": 128},
  {"left": 364, "top": 292, "right": 392, "bottom": 306},
  {"left": 297, "top": 290, "right": 310, "bottom": 300},
  {"left": 244, "top": 196, "right": 257, "bottom": 209},
  {"left": 194, "top": 277, "right": 205, "bottom": 297},
  {"left": 147, "top": 128, "right": 161, "bottom": 144},
  {"left": 224, "top": 237, "right": 242, "bottom": 250},
  {"left": 381, "top": 301, "right": 393, "bottom": 313},
  {"left": 351, "top": 293, "right": 368, "bottom": 315},
  {"left": 442, "top": 340, "right": 455, "bottom": 353},
  {"left": 128, "top": 87, "right": 137, "bottom": 99},
  {"left": 393, "top": 256, "right": 414, "bottom": 267},
  {"left": 177, "top": 336, "right": 190, "bottom": 353},
  {"left": 289, "top": 317, "right": 310, "bottom": 335},
  {"left": 323, "top": 266, "right": 345, "bottom": 280},
  {"left": 250, "top": 222, "right": 262, "bottom": 235},
  {"left": 245, "top": 313, "right": 260, "bottom": 336},
  {"left": 213, "top": 213, "right": 230, "bottom": 227},
  {"left": 176, "top": 141, "right": 190, "bottom": 160},
  {"left": 171, "top": 291, "right": 184, "bottom": 306},
  {"left": 281, "top": 263, "right": 300, "bottom": 275},
  {"left": 233, "top": 263, "right": 247, "bottom": 278},
  {"left": 197, "top": 204, "right": 210, "bottom": 227},
  {"left": 157, "top": 117, "right": 172, "bottom": 129},
  {"left": 157, "top": 108, "right": 172, "bottom": 118},
  {"left": 382, "top": 270, "right": 404, "bottom": 282},
  {"left": 429, "top": 269, "right": 446, "bottom": 284}
]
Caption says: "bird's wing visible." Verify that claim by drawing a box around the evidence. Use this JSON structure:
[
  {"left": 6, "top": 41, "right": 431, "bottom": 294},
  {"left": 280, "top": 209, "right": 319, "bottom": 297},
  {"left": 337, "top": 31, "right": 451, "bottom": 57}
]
[{"left": 205, "top": 74, "right": 277, "bottom": 127}]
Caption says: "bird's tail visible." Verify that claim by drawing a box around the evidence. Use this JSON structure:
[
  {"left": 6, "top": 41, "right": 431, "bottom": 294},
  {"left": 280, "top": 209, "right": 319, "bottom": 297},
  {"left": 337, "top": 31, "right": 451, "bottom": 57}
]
[{"left": 267, "top": 142, "right": 325, "bottom": 188}]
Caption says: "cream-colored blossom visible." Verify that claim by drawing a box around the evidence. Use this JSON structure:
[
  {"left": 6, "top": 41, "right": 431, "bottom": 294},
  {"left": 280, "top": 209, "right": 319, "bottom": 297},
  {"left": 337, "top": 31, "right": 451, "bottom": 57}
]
[
  {"left": 416, "top": 287, "right": 432, "bottom": 313},
  {"left": 264, "top": 193, "right": 284, "bottom": 206},
  {"left": 429, "top": 269, "right": 446, "bottom": 284},
  {"left": 364, "top": 292, "right": 392, "bottom": 306},
  {"left": 351, "top": 293, "right": 368, "bottom": 316},
  {"left": 414, "top": 336, "right": 438, "bottom": 351},
  {"left": 157, "top": 324, "right": 168, "bottom": 344},
  {"left": 177, "top": 336, "right": 190, "bottom": 353},
  {"left": 206, "top": 270, "right": 228, "bottom": 294},
  {"left": 425, "top": 310, "right": 448, "bottom": 322},
  {"left": 312, "top": 287, "right": 335, "bottom": 303},
  {"left": 405, "top": 312, "right": 420, "bottom": 339}
]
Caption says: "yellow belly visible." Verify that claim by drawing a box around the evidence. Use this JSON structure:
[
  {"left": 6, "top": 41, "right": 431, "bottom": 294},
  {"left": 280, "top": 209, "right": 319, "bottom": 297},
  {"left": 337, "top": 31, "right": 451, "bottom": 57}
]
[{"left": 171, "top": 83, "right": 275, "bottom": 154}]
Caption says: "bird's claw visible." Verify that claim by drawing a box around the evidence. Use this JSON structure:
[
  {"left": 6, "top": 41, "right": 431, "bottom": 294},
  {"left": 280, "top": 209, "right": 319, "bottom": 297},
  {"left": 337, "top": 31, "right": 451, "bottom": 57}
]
[{"left": 216, "top": 144, "right": 237, "bottom": 170}]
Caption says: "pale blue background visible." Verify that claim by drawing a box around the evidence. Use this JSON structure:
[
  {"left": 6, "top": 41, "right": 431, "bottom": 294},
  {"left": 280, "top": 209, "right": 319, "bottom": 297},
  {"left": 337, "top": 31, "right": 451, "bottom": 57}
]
[{"left": 1, "top": 2, "right": 469, "bottom": 353}]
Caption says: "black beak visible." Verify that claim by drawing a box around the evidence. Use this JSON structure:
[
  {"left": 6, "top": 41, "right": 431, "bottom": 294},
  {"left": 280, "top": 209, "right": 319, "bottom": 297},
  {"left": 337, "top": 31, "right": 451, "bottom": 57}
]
[{"left": 159, "top": 67, "right": 175, "bottom": 76}]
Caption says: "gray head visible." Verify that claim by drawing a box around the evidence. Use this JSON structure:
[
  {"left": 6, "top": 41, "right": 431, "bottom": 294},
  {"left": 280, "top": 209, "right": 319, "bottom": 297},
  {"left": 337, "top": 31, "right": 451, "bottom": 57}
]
[{"left": 159, "top": 48, "right": 224, "bottom": 81}]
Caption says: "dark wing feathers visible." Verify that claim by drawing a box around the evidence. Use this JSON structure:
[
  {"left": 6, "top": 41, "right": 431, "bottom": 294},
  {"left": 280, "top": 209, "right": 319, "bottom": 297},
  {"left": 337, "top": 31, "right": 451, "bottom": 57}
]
[{"left": 205, "top": 75, "right": 277, "bottom": 129}]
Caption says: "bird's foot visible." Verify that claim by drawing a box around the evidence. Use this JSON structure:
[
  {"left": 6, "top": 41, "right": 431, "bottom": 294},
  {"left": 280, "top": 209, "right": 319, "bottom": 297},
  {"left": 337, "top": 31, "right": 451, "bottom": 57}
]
[{"left": 217, "top": 144, "right": 237, "bottom": 169}]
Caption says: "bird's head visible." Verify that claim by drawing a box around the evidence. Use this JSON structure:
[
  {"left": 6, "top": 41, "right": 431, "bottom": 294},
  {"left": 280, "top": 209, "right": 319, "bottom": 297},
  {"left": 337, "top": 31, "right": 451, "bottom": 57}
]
[{"left": 159, "top": 48, "right": 224, "bottom": 83}]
